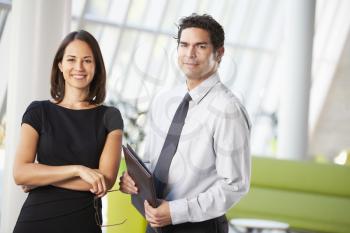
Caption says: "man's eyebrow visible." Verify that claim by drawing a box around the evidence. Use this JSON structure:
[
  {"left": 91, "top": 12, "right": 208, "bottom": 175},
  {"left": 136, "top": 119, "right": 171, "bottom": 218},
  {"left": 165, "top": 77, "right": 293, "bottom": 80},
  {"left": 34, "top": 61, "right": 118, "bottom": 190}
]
[
  {"left": 179, "top": 41, "right": 209, "bottom": 45},
  {"left": 196, "top": 42, "right": 209, "bottom": 46}
]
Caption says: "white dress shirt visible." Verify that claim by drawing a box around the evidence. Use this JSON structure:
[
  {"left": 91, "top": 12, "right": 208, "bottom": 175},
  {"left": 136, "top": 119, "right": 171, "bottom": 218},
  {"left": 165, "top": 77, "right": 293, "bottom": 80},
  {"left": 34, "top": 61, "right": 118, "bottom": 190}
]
[{"left": 142, "top": 73, "right": 251, "bottom": 225}]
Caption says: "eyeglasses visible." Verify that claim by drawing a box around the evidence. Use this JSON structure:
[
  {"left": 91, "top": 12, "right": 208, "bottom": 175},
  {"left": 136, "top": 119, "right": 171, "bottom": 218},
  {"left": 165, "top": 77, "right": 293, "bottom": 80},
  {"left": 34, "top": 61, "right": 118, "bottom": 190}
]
[{"left": 94, "top": 189, "right": 127, "bottom": 227}]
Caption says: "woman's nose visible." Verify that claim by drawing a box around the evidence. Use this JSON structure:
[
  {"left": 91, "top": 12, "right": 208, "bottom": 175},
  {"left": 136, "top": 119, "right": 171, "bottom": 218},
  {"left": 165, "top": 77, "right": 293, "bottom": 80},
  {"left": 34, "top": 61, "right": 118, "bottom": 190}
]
[{"left": 74, "top": 60, "right": 84, "bottom": 70}]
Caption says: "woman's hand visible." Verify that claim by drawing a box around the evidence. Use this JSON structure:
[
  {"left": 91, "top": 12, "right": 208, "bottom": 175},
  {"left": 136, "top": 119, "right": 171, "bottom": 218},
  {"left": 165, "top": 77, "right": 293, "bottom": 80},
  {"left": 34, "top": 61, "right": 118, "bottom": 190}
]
[
  {"left": 119, "top": 171, "right": 138, "bottom": 194},
  {"left": 76, "top": 165, "right": 107, "bottom": 197}
]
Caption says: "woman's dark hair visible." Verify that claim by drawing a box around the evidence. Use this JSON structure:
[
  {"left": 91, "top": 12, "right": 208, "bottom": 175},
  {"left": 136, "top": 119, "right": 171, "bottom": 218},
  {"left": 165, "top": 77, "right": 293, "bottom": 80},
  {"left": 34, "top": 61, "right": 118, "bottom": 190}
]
[
  {"left": 50, "top": 30, "right": 106, "bottom": 104},
  {"left": 176, "top": 13, "right": 225, "bottom": 51}
]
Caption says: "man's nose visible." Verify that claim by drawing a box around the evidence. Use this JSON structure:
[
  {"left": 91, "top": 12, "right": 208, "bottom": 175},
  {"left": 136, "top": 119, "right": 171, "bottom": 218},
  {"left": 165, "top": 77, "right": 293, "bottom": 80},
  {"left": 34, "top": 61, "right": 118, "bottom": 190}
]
[{"left": 186, "top": 46, "right": 196, "bottom": 58}]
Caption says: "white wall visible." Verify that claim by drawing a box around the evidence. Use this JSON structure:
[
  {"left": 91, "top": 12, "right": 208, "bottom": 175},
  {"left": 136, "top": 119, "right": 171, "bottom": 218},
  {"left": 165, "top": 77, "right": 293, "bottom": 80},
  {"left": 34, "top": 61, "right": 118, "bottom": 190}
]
[
  {"left": 309, "top": 31, "right": 350, "bottom": 160},
  {"left": 0, "top": 1, "right": 71, "bottom": 232}
]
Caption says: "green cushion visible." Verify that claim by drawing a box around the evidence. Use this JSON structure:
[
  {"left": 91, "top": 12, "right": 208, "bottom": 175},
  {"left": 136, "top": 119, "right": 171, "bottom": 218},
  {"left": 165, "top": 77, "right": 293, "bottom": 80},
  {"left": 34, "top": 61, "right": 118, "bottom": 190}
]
[
  {"left": 251, "top": 157, "right": 350, "bottom": 197},
  {"left": 107, "top": 160, "right": 147, "bottom": 233},
  {"left": 227, "top": 187, "right": 350, "bottom": 233},
  {"left": 227, "top": 157, "right": 350, "bottom": 233}
]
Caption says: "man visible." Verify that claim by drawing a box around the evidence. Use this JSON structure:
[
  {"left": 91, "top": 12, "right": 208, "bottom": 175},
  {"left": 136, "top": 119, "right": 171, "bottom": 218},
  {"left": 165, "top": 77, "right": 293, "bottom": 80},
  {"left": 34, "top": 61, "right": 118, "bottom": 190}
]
[{"left": 120, "top": 13, "right": 251, "bottom": 233}]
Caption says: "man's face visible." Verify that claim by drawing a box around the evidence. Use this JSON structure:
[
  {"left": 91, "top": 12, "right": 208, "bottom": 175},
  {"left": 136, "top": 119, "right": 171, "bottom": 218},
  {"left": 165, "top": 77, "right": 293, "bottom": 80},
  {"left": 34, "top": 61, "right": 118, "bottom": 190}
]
[{"left": 178, "top": 27, "right": 223, "bottom": 81}]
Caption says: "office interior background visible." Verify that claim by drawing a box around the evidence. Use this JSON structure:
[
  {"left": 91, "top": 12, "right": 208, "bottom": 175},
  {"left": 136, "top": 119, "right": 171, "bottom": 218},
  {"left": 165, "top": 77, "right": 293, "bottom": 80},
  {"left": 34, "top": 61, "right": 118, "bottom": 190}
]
[{"left": 0, "top": 0, "right": 349, "bottom": 232}]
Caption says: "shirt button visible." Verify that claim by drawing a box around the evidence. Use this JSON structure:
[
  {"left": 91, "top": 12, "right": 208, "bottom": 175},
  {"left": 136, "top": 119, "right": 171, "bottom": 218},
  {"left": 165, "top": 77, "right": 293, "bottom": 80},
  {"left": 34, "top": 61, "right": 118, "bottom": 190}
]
[{"left": 233, "top": 185, "right": 238, "bottom": 191}]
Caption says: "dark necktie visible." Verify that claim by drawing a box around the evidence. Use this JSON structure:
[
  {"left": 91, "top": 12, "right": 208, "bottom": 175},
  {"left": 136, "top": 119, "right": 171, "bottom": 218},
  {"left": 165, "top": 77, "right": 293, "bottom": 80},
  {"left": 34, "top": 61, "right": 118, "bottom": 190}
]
[{"left": 153, "top": 93, "right": 192, "bottom": 198}]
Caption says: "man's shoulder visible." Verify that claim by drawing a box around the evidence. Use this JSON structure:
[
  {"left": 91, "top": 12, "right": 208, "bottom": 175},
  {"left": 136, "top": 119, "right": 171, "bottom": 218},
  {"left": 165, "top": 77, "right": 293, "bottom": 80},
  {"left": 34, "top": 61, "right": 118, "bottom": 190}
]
[
  {"left": 210, "top": 83, "right": 251, "bottom": 129},
  {"left": 211, "top": 82, "right": 244, "bottom": 107}
]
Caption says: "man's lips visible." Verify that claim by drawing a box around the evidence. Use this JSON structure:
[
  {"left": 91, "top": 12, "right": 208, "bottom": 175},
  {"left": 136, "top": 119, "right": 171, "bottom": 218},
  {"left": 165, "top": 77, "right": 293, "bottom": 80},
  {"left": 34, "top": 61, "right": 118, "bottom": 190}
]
[{"left": 184, "top": 63, "right": 199, "bottom": 67}]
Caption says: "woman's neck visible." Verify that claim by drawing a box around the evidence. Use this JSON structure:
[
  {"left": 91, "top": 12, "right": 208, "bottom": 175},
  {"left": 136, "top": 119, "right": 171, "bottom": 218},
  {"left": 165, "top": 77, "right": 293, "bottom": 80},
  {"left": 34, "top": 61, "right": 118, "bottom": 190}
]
[{"left": 59, "top": 88, "right": 93, "bottom": 109}]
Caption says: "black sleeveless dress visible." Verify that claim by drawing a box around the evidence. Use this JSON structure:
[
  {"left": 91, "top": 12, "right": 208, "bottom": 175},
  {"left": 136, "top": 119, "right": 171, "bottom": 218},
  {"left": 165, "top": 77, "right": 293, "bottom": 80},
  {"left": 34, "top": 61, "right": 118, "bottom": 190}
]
[{"left": 13, "top": 100, "right": 123, "bottom": 233}]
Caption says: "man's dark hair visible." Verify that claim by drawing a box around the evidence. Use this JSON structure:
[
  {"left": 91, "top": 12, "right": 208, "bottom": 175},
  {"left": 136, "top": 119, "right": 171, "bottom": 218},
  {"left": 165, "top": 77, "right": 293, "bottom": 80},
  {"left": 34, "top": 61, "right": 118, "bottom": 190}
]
[
  {"left": 51, "top": 30, "right": 106, "bottom": 104},
  {"left": 176, "top": 13, "right": 225, "bottom": 50}
]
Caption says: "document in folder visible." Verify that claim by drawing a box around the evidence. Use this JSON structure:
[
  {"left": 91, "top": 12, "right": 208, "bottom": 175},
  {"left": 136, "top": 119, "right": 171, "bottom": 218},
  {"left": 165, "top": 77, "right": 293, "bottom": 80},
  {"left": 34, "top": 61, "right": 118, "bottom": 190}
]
[{"left": 122, "top": 144, "right": 159, "bottom": 217}]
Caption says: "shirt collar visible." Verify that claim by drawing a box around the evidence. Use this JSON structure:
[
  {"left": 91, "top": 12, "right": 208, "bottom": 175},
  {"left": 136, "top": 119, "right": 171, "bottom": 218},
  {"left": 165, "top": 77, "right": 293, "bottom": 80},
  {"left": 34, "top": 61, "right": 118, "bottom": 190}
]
[{"left": 183, "top": 73, "right": 220, "bottom": 104}]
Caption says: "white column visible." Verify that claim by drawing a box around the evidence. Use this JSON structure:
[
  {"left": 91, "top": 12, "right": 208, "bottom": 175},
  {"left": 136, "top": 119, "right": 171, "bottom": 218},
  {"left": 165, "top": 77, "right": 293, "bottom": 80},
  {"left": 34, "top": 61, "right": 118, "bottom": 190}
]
[
  {"left": 0, "top": 5, "right": 11, "bottom": 114},
  {"left": 277, "top": 0, "right": 315, "bottom": 160},
  {"left": 0, "top": 0, "right": 71, "bottom": 232}
]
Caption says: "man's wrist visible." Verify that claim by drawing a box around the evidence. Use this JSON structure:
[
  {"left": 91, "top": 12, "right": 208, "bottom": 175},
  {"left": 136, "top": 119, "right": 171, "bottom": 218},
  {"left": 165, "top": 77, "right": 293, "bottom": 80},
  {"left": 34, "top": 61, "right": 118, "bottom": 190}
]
[{"left": 168, "top": 198, "right": 190, "bottom": 225}]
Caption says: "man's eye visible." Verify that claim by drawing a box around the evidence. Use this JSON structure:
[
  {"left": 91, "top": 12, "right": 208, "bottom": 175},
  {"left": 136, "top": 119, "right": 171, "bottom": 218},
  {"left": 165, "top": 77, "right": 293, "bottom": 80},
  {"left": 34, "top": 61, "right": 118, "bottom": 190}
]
[
  {"left": 199, "top": 45, "right": 207, "bottom": 49},
  {"left": 180, "top": 44, "right": 187, "bottom": 47}
]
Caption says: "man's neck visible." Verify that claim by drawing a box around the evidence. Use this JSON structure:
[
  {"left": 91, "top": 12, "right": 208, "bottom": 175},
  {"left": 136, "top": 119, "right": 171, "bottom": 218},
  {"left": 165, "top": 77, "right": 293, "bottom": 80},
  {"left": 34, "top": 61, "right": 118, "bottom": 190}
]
[{"left": 186, "top": 71, "right": 216, "bottom": 91}]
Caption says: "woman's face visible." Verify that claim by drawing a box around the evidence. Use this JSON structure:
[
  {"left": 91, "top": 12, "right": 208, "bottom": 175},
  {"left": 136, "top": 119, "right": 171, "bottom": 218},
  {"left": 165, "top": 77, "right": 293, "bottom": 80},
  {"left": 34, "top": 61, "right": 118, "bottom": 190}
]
[{"left": 58, "top": 39, "right": 96, "bottom": 92}]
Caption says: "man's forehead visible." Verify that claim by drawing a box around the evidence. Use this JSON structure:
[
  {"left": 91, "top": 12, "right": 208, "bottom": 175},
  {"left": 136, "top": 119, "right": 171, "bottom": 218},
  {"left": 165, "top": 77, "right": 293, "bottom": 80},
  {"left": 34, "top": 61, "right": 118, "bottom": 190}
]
[{"left": 180, "top": 27, "right": 211, "bottom": 43}]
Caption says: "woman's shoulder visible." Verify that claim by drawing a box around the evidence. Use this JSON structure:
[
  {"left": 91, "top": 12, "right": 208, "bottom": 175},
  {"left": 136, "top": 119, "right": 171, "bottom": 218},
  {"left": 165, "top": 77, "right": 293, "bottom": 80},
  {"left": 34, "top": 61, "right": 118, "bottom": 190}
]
[
  {"left": 101, "top": 104, "right": 124, "bottom": 131},
  {"left": 101, "top": 104, "right": 121, "bottom": 111},
  {"left": 27, "top": 100, "right": 47, "bottom": 107},
  {"left": 22, "top": 100, "right": 49, "bottom": 132},
  {"left": 101, "top": 104, "right": 122, "bottom": 117},
  {"left": 25, "top": 100, "right": 49, "bottom": 112}
]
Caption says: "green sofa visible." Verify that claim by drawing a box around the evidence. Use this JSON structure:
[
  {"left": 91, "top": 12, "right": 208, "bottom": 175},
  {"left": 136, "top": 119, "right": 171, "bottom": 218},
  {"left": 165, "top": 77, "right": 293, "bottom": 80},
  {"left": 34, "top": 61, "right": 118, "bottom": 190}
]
[
  {"left": 107, "top": 160, "right": 147, "bottom": 233},
  {"left": 226, "top": 157, "right": 350, "bottom": 233}
]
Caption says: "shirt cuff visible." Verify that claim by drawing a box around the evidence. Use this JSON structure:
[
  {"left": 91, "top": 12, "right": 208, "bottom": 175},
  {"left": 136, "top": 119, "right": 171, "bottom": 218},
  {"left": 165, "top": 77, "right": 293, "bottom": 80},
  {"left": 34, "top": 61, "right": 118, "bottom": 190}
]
[{"left": 168, "top": 198, "right": 189, "bottom": 224}]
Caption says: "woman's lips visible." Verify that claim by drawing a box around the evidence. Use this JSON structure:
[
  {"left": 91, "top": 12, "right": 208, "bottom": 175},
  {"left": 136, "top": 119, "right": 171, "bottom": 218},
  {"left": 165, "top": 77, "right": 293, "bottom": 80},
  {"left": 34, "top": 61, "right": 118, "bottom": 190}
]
[{"left": 72, "top": 74, "right": 86, "bottom": 80}]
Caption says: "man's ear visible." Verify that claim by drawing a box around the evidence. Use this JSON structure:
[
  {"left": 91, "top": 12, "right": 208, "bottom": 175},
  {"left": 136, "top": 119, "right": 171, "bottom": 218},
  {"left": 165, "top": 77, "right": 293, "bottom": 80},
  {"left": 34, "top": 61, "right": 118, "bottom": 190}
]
[{"left": 216, "top": 47, "right": 225, "bottom": 63}]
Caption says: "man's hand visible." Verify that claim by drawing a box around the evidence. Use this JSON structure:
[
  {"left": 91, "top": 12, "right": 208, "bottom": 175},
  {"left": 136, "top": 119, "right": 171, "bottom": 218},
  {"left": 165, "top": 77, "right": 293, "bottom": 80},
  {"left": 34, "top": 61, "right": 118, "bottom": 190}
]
[
  {"left": 144, "top": 200, "right": 172, "bottom": 227},
  {"left": 119, "top": 171, "right": 138, "bottom": 194}
]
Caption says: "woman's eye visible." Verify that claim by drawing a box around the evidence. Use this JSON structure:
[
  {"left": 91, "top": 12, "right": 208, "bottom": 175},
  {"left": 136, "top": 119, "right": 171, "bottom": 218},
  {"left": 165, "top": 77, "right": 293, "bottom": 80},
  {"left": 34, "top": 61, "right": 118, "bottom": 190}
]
[
  {"left": 67, "top": 58, "right": 75, "bottom": 62},
  {"left": 84, "top": 60, "right": 92, "bottom": 63}
]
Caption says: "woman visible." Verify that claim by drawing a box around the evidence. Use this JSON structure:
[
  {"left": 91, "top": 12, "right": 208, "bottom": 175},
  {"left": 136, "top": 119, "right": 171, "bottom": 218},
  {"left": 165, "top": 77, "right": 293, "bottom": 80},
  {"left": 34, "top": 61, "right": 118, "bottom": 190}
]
[{"left": 12, "top": 30, "right": 123, "bottom": 233}]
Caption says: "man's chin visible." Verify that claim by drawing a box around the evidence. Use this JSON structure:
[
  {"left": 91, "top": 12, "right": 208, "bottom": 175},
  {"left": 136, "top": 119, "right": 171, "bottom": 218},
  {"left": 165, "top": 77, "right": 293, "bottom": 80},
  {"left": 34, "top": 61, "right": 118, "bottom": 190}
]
[
  {"left": 183, "top": 71, "right": 200, "bottom": 79},
  {"left": 185, "top": 74, "right": 200, "bottom": 80}
]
